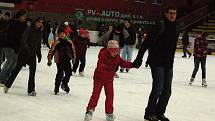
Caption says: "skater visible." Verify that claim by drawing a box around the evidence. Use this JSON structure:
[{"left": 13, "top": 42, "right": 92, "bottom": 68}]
[
  {"left": 4, "top": 17, "right": 43, "bottom": 96},
  {"left": 120, "top": 18, "right": 136, "bottom": 73},
  {"left": 0, "top": 10, "right": 26, "bottom": 85},
  {"left": 189, "top": 32, "right": 208, "bottom": 87},
  {"left": 47, "top": 27, "right": 76, "bottom": 95},
  {"left": 182, "top": 30, "right": 192, "bottom": 58},
  {"left": 133, "top": 6, "right": 179, "bottom": 121},
  {"left": 84, "top": 40, "right": 136, "bottom": 121},
  {"left": 72, "top": 28, "right": 90, "bottom": 76}
]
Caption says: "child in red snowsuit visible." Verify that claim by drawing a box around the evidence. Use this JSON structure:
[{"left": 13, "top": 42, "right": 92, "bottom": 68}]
[{"left": 84, "top": 40, "right": 135, "bottom": 121}]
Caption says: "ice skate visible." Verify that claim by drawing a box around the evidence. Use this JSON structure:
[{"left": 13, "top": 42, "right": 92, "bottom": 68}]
[
  {"left": 28, "top": 91, "right": 37, "bottom": 96},
  {"left": 125, "top": 68, "right": 129, "bottom": 73},
  {"left": 61, "top": 83, "right": 70, "bottom": 93},
  {"left": 84, "top": 109, "right": 94, "bottom": 121},
  {"left": 189, "top": 78, "right": 194, "bottom": 86},
  {"left": 119, "top": 69, "right": 124, "bottom": 73},
  {"left": 79, "top": 71, "right": 84, "bottom": 77},
  {"left": 106, "top": 113, "right": 115, "bottom": 121},
  {"left": 202, "top": 79, "right": 207, "bottom": 87},
  {"left": 4, "top": 86, "right": 9, "bottom": 93},
  {"left": 54, "top": 86, "right": 59, "bottom": 95}
]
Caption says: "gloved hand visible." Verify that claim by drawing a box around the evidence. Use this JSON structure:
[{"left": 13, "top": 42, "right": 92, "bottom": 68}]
[
  {"left": 132, "top": 59, "right": 143, "bottom": 68},
  {"left": 47, "top": 61, "right": 52, "bottom": 66}
]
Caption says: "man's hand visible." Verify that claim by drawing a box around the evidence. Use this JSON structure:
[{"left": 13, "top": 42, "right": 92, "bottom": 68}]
[{"left": 132, "top": 59, "right": 143, "bottom": 68}]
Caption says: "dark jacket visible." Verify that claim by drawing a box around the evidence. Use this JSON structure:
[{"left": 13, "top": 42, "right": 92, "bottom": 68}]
[
  {"left": 48, "top": 38, "right": 76, "bottom": 64},
  {"left": 6, "top": 20, "right": 26, "bottom": 53},
  {"left": 19, "top": 27, "right": 42, "bottom": 65},
  {"left": 135, "top": 19, "right": 179, "bottom": 68},
  {"left": 123, "top": 26, "right": 136, "bottom": 45}
]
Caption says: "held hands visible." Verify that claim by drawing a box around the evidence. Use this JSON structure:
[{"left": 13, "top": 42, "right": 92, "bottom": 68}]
[{"left": 132, "top": 59, "right": 143, "bottom": 68}]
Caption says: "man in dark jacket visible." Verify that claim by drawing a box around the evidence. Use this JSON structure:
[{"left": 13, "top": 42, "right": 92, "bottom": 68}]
[
  {"left": 120, "top": 19, "right": 136, "bottom": 73},
  {"left": 182, "top": 30, "right": 192, "bottom": 58},
  {"left": 0, "top": 10, "right": 26, "bottom": 84},
  {"left": 4, "top": 18, "right": 43, "bottom": 96},
  {"left": 133, "top": 6, "right": 179, "bottom": 121}
]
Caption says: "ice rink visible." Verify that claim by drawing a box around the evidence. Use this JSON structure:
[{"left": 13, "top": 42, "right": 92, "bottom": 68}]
[{"left": 0, "top": 47, "right": 215, "bottom": 121}]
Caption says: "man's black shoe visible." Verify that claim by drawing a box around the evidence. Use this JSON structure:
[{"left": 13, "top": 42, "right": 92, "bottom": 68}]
[{"left": 156, "top": 115, "right": 170, "bottom": 121}]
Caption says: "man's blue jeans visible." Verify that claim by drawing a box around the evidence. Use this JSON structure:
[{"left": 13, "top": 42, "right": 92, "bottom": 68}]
[{"left": 145, "top": 66, "right": 173, "bottom": 116}]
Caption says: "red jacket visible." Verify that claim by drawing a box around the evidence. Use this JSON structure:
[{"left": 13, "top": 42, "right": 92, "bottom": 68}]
[
  {"left": 93, "top": 48, "right": 133, "bottom": 80},
  {"left": 194, "top": 36, "right": 208, "bottom": 58}
]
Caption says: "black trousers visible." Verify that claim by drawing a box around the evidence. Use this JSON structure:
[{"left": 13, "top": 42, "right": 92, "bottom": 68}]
[
  {"left": 5, "top": 55, "right": 37, "bottom": 93},
  {"left": 55, "top": 61, "right": 72, "bottom": 88},
  {"left": 72, "top": 56, "right": 86, "bottom": 73},
  {"left": 145, "top": 66, "right": 173, "bottom": 116},
  {"left": 182, "top": 45, "right": 191, "bottom": 57},
  {"left": 191, "top": 56, "right": 206, "bottom": 79}
]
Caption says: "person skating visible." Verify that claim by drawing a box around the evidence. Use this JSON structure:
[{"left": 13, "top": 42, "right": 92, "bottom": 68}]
[
  {"left": 120, "top": 19, "right": 136, "bottom": 73},
  {"left": 4, "top": 18, "right": 43, "bottom": 96},
  {"left": 182, "top": 30, "right": 192, "bottom": 58},
  {"left": 84, "top": 40, "right": 136, "bottom": 121},
  {"left": 72, "top": 28, "right": 90, "bottom": 76},
  {"left": 47, "top": 27, "right": 76, "bottom": 95},
  {"left": 189, "top": 32, "right": 208, "bottom": 87},
  {"left": 133, "top": 6, "right": 179, "bottom": 121},
  {"left": 0, "top": 10, "right": 26, "bottom": 85}
]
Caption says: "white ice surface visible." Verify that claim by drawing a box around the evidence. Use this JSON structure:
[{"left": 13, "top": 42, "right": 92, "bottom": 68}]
[{"left": 0, "top": 47, "right": 215, "bottom": 121}]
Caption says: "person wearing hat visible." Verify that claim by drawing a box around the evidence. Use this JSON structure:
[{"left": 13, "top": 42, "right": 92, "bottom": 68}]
[
  {"left": 84, "top": 40, "right": 137, "bottom": 121},
  {"left": 189, "top": 32, "right": 209, "bottom": 87},
  {"left": 47, "top": 27, "right": 76, "bottom": 95},
  {"left": 4, "top": 17, "right": 43, "bottom": 96},
  {"left": 0, "top": 10, "right": 26, "bottom": 85}
]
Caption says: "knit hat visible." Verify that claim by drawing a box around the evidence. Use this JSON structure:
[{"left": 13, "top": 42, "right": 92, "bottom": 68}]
[{"left": 107, "top": 40, "right": 119, "bottom": 48}]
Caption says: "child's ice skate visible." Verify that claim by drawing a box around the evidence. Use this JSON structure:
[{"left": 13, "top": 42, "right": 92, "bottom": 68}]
[
  {"left": 189, "top": 77, "right": 194, "bottom": 86},
  {"left": 84, "top": 109, "right": 94, "bottom": 121},
  {"left": 202, "top": 78, "right": 207, "bottom": 87},
  {"left": 61, "top": 83, "right": 70, "bottom": 93},
  {"left": 106, "top": 113, "right": 115, "bottom": 121}
]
